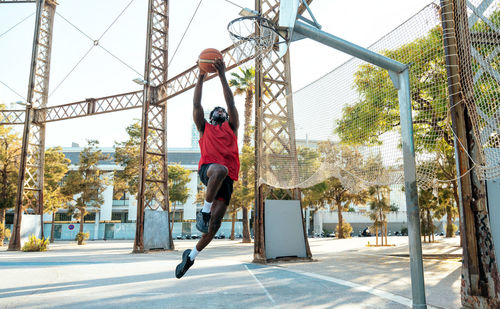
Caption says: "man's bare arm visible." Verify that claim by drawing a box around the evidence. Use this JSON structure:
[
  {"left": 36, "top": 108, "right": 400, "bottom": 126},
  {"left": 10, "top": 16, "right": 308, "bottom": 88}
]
[
  {"left": 214, "top": 59, "right": 239, "bottom": 135},
  {"left": 193, "top": 71, "right": 207, "bottom": 134}
]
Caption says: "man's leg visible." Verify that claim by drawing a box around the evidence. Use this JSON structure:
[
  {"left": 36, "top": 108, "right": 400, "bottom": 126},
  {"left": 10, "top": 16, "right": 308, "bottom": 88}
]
[
  {"left": 175, "top": 199, "right": 228, "bottom": 279},
  {"left": 195, "top": 199, "right": 228, "bottom": 252},
  {"left": 196, "top": 164, "right": 228, "bottom": 233},
  {"left": 205, "top": 164, "right": 228, "bottom": 202}
]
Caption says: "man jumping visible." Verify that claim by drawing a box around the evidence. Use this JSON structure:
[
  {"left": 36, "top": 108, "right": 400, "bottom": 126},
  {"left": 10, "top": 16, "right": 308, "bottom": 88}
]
[{"left": 175, "top": 58, "right": 240, "bottom": 279}]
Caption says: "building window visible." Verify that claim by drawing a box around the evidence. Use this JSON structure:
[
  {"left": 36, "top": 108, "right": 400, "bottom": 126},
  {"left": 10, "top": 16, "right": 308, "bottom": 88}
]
[
  {"left": 84, "top": 213, "right": 96, "bottom": 221},
  {"left": 111, "top": 212, "right": 128, "bottom": 222},
  {"left": 55, "top": 213, "right": 72, "bottom": 222}
]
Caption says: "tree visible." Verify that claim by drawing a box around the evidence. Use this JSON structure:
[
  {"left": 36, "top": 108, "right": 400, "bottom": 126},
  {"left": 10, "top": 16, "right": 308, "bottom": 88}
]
[
  {"left": 43, "top": 147, "right": 71, "bottom": 243},
  {"left": 335, "top": 25, "right": 467, "bottom": 212},
  {"left": 61, "top": 140, "right": 108, "bottom": 244},
  {"left": 418, "top": 188, "right": 439, "bottom": 243},
  {"left": 0, "top": 121, "right": 20, "bottom": 246},
  {"left": 168, "top": 164, "right": 190, "bottom": 231},
  {"left": 316, "top": 142, "right": 368, "bottom": 239},
  {"left": 113, "top": 121, "right": 141, "bottom": 199},
  {"left": 432, "top": 183, "right": 457, "bottom": 238},
  {"left": 302, "top": 181, "right": 328, "bottom": 236},
  {"left": 368, "top": 185, "right": 391, "bottom": 246},
  {"left": 229, "top": 66, "right": 256, "bottom": 243},
  {"left": 337, "top": 26, "right": 450, "bottom": 151},
  {"left": 228, "top": 143, "right": 255, "bottom": 240},
  {"left": 434, "top": 139, "right": 459, "bottom": 238}
]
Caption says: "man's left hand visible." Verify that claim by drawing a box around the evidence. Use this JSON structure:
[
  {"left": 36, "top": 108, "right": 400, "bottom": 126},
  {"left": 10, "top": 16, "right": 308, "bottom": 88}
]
[{"left": 214, "top": 59, "right": 226, "bottom": 77}]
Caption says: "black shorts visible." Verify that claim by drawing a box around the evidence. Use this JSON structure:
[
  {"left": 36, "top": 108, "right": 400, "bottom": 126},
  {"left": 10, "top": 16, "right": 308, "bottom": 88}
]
[{"left": 198, "top": 163, "right": 234, "bottom": 204}]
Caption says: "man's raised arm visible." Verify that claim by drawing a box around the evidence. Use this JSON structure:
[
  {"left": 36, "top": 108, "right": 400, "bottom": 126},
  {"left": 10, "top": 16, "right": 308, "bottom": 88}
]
[
  {"left": 193, "top": 71, "right": 206, "bottom": 134},
  {"left": 214, "top": 59, "right": 239, "bottom": 135}
]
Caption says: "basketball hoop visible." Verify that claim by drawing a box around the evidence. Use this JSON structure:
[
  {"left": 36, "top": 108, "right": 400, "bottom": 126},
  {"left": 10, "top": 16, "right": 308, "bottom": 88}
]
[{"left": 227, "top": 15, "right": 283, "bottom": 64}]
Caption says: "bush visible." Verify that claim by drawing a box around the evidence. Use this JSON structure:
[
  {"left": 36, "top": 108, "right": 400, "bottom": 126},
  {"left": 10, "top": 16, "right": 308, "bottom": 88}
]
[
  {"left": 401, "top": 226, "right": 408, "bottom": 236},
  {"left": 22, "top": 234, "right": 49, "bottom": 252},
  {"left": 336, "top": 222, "right": 353, "bottom": 238},
  {"left": 0, "top": 223, "right": 11, "bottom": 244},
  {"left": 75, "top": 232, "right": 89, "bottom": 245}
]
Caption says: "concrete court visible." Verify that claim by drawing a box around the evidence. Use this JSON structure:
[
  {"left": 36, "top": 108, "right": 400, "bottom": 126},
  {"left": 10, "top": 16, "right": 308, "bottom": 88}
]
[{"left": 0, "top": 236, "right": 462, "bottom": 309}]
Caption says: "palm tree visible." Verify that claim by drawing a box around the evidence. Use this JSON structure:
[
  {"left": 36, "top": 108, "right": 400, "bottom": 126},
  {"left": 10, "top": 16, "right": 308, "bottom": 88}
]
[
  {"left": 368, "top": 185, "right": 390, "bottom": 245},
  {"left": 229, "top": 66, "right": 256, "bottom": 243}
]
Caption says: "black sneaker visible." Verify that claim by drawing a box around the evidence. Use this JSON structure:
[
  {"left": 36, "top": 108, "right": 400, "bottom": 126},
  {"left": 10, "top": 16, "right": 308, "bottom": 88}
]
[
  {"left": 196, "top": 211, "right": 210, "bottom": 233},
  {"left": 175, "top": 249, "right": 194, "bottom": 279}
]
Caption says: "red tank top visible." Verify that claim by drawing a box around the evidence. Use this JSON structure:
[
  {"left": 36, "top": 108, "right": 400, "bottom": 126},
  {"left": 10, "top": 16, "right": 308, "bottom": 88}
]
[{"left": 198, "top": 121, "right": 240, "bottom": 181}]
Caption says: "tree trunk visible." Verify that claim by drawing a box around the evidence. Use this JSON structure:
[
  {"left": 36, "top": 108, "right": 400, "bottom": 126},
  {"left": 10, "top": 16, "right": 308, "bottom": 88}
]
[
  {"left": 50, "top": 211, "right": 55, "bottom": 243},
  {"left": 242, "top": 207, "right": 251, "bottom": 243},
  {"left": 451, "top": 180, "right": 462, "bottom": 246},
  {"left": 230, "top": 212, "right": 235, "bottom": 240},
  {"left": 79, "top": 210, "right": 84, "bottom": 233},
  {"left": 427, "top": 209, "right": 432, "bottom": 242},
  {"left": 170, "top": 207, "right": 176, "bottom": 232},
  {"left": 379, "top": 209, "right": 383, "bottom": 245},
  {"left": 241, "top": 88, "right": 254, "bottom": 244},
  {"left": 0, "top": 208, "right": 5, "bottom": 246},
  {"left": 375, "top": 226, "right": 378, "bottom": 246},
  {"left": 337, "top": 204, "right": 344, "bottom": 239},
  {"left": 385, "top": 221, "right": 388, "bottom": 246},
  {"left": 78, "top": 209, "right": 85, "bottom": 245},
  {"left": 446, "top": 206, "right": 454, "bottom": 238}
]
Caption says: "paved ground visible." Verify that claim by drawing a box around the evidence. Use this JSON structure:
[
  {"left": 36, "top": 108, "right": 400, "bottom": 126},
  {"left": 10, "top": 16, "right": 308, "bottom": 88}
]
[{"left": 0, "top": 236, "right": 462, "bottom": 309}]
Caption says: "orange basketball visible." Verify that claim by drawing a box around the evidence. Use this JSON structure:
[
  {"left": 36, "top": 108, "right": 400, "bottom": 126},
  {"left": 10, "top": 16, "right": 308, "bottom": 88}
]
[{"left": 198, "top": 48, "right": 223, "bottom": 73}]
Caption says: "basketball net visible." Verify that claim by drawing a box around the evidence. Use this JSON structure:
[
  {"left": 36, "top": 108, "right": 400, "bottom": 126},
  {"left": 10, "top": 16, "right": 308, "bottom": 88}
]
[{"left": 228, "top": 16, "right": 280, "bottom": 65}]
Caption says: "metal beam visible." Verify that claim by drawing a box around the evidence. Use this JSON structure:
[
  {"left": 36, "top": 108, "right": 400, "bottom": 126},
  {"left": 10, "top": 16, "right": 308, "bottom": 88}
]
[{"left": 0, "top": 0, "right": 36, "bottom": 3}]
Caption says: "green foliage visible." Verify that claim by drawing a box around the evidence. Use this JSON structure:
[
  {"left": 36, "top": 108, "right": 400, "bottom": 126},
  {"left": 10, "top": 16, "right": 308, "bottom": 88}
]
[
  {"left": 448, "top": 223, "right": 458, "bottom": 237},
  {"left": 337, "top": 26, "right": 451, "bottom": 152},
  {"left": 336, "top": 222, "right": 353, "bottom": 238},
  {"left": 75, "top": 232, "right": 89, "bottom": 245},
  {"left": 389, "top": 203, "right": 399, "bottom": 212},
  {"left": 114, "top": 121, "right": 141, "bottom": 199},
  {"left": 61, "top": 140, "right": 108, "bottom": 233},
  {"left": 0, "top": 222, "right": 11, "bottom": 241},
  {"left": 168, "top": 164, "right": 191, "bottom": 205},
  {"left": 44, "top": 147, "right": 71, "bottom": 215},
  {"left": 418, "top": 188, "right": 439, "bottom": 241},
  {"left": 0, "top": 119, "right": 21, "bottom": 213},
  {"left": 62, "top": 140, "right": 108, "bottom": 211},
  {"left": 22, "top": 235, "right": 49, "bottom": 252},
  {"left": 401, "top": 226, "right": 408, "bottom": 235}
]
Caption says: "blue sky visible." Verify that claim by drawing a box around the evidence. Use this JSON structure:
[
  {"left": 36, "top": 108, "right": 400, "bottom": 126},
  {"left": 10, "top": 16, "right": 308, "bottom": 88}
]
[{"left": 0, "top": 0, "right": 433, "bottom": 148}]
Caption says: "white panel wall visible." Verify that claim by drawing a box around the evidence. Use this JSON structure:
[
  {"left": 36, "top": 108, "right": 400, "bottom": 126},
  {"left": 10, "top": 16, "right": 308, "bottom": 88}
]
[
  {"left": 100, "top": 173, "right": 113, "bottom": 221},
  {"left": 183, "top": 171, "right": 198, "bottom": 220},
  {"left": 128, "top": 194, "right": 137, "bottom": 222}
]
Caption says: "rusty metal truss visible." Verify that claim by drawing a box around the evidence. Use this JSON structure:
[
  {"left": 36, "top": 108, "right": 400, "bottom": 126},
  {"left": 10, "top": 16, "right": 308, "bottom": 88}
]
[
  {"left": 133, "top": 0, "right": 171, "bottom": 253},
  {"left": 253, "top": 0, "right": 312, "bottom": 262},
  {"left": 0, "top": 0, "right": 36, "bottom": 3},
  {"left": 0, "top": 110, "right": 25, "bottom": 124},
  {"left": 37, "top": 91, "right": 143, "bottom": 123},
  {"left": 0, "top": 41, "right": 253, "bottom": 126},
  {"left": 9, "top": 0, "right": 56, "bottom": 250},
  {"left": 2, "top": 0, "right": 254, "bottom": 252}
]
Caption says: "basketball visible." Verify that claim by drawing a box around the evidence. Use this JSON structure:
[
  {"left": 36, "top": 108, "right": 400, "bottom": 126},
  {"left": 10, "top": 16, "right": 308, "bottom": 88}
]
[{"left": 198, "top": 48, "right": 223, "bottom": 73}]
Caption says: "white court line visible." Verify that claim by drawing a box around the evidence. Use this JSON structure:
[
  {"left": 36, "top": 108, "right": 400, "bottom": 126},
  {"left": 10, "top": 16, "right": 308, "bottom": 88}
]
[
  {"left": 269, "top": 266, "right": 441, "bottom": 309},
  {"left": 244, "top": 264, "right": 280, "bottom": 309}
]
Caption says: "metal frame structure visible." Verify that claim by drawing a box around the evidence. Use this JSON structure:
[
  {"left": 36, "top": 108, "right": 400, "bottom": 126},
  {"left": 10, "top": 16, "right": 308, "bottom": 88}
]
[
  {"left": 253, "top": 0, "right": 313, "bottom": 263},
  {"left": 133, "top": 0, "right": 171, "bottom": 253},
  {"left": 8, "top": 0, "right": 56, "bottom": 250},
  {"left": 440, "top": 0, "right": 500, "bottom": 307},
  {"left": 254, "top": 0, "right": 428, "bottom": 307},
  {"left": 1, "top": 0, "right": 254, "bottom": 252}
]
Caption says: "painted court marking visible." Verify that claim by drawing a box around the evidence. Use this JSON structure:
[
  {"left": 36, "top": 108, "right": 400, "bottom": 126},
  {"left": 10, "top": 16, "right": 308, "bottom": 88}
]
[
  {"left": 267, "top": 265, "right": 441, "bottom": 309},
  {"left": 244, "top": 264, "right": 280, "bottom": 309}
]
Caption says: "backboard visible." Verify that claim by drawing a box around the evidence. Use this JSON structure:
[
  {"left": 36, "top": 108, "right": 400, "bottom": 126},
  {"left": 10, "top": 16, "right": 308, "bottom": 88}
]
[{"left": 278, "top": 0, "right": 300, "bottom": 57}]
